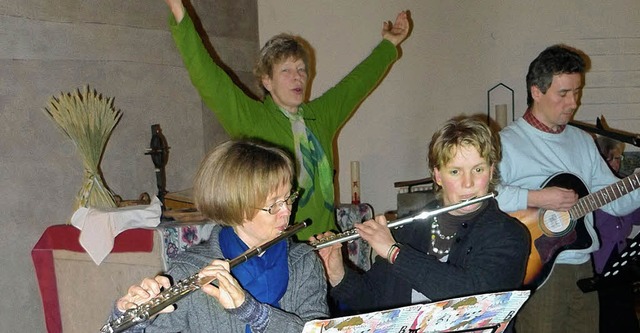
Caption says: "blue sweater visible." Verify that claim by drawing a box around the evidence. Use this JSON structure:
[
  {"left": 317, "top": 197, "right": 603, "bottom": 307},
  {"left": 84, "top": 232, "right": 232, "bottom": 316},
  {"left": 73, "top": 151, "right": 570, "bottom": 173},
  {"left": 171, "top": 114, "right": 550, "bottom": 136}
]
[{"left": 108, "top": 225, "right": 328, "bottom": 333}]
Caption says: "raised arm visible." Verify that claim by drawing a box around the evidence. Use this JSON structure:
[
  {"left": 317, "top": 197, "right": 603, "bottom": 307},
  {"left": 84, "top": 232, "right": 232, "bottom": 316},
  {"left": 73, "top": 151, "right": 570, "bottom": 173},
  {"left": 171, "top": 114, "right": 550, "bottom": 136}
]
[
  {"left": 164, "top": 0, "right": 185, "bottom": 23},
  {"left": 381, "top": 10, "right": 411, "bottom": 47}
]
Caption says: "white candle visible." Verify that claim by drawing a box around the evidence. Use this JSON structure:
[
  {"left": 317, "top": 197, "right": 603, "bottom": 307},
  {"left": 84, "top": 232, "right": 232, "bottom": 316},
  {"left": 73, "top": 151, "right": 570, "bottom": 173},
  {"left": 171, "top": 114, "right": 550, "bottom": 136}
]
[
  {"left": 350, "top": 161, "right": 360, "bottom": 204},
  {"left": 495, "top": 104, "right": 508, "bottom": 128}
]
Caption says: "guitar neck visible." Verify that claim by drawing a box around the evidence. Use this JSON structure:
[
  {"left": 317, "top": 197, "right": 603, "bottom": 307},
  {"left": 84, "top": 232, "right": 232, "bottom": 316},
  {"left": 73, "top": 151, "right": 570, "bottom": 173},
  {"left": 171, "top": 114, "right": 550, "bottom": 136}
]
[{"left": 570, "top": 173, "right": 640, "bottom": 219}]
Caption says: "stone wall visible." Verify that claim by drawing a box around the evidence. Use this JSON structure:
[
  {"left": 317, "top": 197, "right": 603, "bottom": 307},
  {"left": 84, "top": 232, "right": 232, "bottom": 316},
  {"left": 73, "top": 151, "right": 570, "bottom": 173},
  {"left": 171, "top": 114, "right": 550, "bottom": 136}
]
[{"left": 0, "top": 0, "right": 258, "bottom": 331}]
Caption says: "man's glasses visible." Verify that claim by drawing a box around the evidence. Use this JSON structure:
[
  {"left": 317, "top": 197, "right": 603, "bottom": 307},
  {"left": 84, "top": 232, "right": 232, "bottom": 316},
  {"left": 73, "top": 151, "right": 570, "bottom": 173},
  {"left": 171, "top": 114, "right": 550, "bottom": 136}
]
[
  {"left": 606, "top": 155, "right": 624, "bottom": 162},
  {"left": 258, "top": 190, "right": 299, "bottom": 215}
]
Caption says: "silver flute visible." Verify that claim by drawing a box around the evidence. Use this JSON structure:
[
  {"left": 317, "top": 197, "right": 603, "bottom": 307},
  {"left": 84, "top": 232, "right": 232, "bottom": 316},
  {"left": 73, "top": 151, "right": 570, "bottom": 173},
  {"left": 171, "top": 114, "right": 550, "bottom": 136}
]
[
  {"left": 101, "top": 220, "right": 311, "bottom": 333},
  {"left": 311, "top": 192, "right": 496, "bottom": 249}
]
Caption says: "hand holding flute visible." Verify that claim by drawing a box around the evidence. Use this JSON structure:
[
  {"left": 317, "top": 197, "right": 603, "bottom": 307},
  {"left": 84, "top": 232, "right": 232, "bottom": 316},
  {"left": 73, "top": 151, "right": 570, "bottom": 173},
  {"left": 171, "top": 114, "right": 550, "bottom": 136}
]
[
  {"left": 199, "top": 260, "right": 246, "bottom": 309},
  {"left": 116, "top": 275, "right": 175, "bottom": 315},
  {"left": 311, "top": 214, "right": 398, "bottom": 287},
  {"left": 310, "top": 231, "right": 345, "bottom": 287},
  {"left": 115, "top": 259, "right": 245, "bottom": 317},
  {"left": 352, "top": 215, "right": 397, "bottom": 262}
]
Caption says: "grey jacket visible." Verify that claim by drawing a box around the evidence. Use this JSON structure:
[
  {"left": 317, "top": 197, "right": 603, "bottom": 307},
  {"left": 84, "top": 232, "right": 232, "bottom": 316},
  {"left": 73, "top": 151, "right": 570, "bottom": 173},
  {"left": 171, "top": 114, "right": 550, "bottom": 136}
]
[{"left": 109, "top": 224, "right": 329, "bottom": 332}]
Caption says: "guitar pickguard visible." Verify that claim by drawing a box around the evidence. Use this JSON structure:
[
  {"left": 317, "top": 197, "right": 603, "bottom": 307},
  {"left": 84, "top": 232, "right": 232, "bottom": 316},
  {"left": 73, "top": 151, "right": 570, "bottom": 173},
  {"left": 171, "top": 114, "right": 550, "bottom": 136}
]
[{"left": 534, "top": 230, "right": 577, "bottom": 264}]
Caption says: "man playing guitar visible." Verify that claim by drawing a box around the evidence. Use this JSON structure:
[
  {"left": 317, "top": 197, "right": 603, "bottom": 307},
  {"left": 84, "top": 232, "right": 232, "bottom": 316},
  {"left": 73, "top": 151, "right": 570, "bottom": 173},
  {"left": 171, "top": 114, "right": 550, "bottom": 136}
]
[{"left": 495, "top": 44, "right": 640, "bottom": 333}]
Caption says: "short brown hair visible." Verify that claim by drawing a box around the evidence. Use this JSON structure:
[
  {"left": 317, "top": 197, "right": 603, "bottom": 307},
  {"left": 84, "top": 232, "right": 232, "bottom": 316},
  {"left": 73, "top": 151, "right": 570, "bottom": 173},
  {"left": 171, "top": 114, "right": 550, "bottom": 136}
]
[
  {"left": 193, "top": 140, "right": 294, "bottom": 226},
  {"left": 428, "top": 116, "right": 501, "bottom": 197},
  {"left": 526, "top": 44, "right": 587, "bottom": 107},
  {"left": 254, "top": 33, "right": 309, "bottom": 96}
]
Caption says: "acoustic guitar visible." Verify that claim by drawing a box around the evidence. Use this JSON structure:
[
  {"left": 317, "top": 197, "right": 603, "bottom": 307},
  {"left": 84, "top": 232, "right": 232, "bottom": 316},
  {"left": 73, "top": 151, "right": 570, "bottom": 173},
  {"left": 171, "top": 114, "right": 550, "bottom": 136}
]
[{"left": 509, "top": 172, "right": 640, "bottom": 289}]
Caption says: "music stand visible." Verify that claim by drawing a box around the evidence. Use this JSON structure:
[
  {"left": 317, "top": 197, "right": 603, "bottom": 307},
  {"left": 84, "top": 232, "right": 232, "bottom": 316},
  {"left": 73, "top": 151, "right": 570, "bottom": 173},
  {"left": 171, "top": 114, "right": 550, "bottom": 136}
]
[{"left": 577, "top": 233, "right": 640, "bottom": 293}]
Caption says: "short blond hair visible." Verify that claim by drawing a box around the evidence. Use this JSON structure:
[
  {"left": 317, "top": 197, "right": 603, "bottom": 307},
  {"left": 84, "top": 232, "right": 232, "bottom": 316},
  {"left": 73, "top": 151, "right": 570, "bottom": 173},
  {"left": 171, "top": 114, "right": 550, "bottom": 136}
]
[
  {"left": 193, "top": 140, "right": 294, "bottom": 226},
  {"left": 428, "top": 116, "right": 501, "bottom": 198}
]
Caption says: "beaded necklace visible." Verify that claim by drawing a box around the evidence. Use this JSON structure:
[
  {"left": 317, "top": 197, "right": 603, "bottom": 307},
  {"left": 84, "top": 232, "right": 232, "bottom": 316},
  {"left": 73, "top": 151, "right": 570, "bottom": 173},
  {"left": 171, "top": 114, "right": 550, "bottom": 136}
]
[{"left": 430, "top": 215, "right": 456, "bottom": 255}]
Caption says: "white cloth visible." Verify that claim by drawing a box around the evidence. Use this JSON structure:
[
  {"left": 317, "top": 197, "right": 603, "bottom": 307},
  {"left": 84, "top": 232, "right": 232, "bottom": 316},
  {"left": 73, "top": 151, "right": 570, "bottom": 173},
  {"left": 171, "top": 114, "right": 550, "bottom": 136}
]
[{"left": 70, "top": 196, "right": 162, "bottom": 265}]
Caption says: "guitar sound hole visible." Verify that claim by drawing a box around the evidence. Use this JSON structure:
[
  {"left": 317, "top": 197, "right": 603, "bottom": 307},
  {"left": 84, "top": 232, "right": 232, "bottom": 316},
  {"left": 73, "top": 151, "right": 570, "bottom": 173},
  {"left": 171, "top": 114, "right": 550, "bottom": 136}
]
[{"left": 541, "top": 210, "right": 571, "bottom": 235}]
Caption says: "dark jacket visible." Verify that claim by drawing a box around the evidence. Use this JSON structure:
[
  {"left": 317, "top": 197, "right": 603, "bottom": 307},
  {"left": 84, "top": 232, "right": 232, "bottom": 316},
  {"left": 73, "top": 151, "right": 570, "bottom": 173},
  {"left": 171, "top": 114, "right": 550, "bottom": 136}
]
[{"left": 331, "top": 198, "right": 530, "bottom": 312}]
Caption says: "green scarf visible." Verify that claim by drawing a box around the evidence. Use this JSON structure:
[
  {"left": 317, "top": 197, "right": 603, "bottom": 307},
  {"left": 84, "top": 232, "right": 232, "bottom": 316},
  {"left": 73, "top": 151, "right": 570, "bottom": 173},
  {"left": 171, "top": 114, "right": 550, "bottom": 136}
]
[{"left": 280, "top": 107, "right": 334, "bottom": 213}]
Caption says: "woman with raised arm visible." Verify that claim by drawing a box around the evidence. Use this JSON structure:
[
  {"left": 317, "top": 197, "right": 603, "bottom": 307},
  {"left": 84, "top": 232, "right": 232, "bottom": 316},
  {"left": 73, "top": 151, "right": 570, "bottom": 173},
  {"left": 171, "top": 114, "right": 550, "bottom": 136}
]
[{"left": 163, "top": 0, "right": 411, "bottom": 239}]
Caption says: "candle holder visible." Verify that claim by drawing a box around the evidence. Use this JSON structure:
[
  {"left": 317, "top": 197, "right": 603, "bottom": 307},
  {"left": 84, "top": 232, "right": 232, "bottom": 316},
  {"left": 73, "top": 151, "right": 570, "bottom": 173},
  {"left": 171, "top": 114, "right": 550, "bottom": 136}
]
[
  {"left": 487, "top": 83, "right": 514, "bottom": 128},
  {"left": 351, "top": 161, "right": 360, "bottom": 205}
]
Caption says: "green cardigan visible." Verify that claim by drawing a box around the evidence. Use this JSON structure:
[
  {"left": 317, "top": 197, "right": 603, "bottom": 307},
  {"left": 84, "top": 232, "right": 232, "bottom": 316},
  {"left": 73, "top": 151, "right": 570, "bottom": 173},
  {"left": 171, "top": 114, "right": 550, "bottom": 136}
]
[{"left": 170, "top": 13, "right": 398, "bottom": 238}]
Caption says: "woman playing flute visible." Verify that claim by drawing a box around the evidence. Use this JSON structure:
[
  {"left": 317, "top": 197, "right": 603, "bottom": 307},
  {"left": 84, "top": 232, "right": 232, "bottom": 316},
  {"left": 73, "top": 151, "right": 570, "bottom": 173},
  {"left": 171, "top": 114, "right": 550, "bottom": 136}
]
[
  {"left": 312, "top": 116, "right": 530, "bottom": 332},
  {"left": 108, "top": 140, "right": 328, "bottom": 332}
]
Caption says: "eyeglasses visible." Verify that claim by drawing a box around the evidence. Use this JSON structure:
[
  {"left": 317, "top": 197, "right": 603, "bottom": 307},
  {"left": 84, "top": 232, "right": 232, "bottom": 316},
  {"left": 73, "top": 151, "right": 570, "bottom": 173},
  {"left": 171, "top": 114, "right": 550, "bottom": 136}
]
[{"left": 258, "top": 190, "right": 299, "bottom": 215}]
